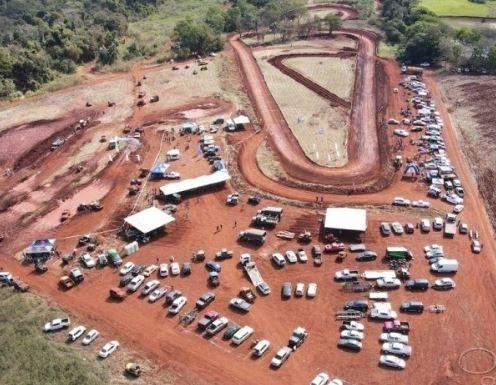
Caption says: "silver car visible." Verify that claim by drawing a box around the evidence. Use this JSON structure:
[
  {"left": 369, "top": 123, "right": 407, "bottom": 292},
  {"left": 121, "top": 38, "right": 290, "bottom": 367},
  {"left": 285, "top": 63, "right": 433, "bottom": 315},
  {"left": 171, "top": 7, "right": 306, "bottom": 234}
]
[{"left": 382, "top": 342, "right": 412, "bottom": 357}]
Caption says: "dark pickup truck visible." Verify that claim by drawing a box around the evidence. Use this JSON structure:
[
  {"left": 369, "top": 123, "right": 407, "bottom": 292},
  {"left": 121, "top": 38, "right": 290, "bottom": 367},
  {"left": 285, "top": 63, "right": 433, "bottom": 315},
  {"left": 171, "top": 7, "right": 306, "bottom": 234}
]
[
  {"left": 197, "top": 311, "right": 220, "bottom": 330},
  {"left": 383, "top": 320, "right": 410, "bottom": 334}
]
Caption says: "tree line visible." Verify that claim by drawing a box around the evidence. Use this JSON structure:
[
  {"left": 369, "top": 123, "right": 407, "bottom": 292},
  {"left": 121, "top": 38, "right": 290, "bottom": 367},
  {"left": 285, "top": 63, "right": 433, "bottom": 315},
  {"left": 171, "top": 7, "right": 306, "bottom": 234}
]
[
  {"left": 380, "top": 0, "right": 496, "bottom": 72},
  {"left": 172, "top": 0, "right": 343, "bottom": 58}
]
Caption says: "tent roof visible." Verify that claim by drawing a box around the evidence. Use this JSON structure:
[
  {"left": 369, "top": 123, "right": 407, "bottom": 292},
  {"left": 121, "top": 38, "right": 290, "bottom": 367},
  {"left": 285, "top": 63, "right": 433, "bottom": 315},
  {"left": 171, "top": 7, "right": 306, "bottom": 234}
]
[
  {"left": 151, "top": 163, "right": 169, "bottom": 174},
  {"left": 324, "top": 208, "right": 367, "bottom": 232},
  {"left": 124, "top": 207, "right": 175, "bottom": 234},
  {"left": 159, "top": 171, "right": 230, "bottom": 196},
  {"left": 233, "top": 115, "right": 250, "bottom": 125}
]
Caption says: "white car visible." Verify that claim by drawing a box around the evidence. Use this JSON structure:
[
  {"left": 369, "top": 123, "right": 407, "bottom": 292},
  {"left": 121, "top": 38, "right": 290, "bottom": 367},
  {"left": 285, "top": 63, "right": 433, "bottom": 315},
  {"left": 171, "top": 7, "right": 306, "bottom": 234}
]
[
  {"left": 340, "top": 330, "right": 364, "bottom": 341},
  {"left": 411, "top": 200, "right": 430, "bottom": 208},
  {"left": 471, "top": 239, "right": 482, "bottom": 254},
  {"left": 143, "top": 264, "right": 158, "bottom": 277},
  {"left": 392, "top": 197, "right": 410, "bottom": 207},
  {"left": 270, "top": 346, "right": 292, "bottom": 367},
  {"left": 380, "top": 332, "right": 409, "bottom": 344},
  {"left": 164, "top": 171, "right": 181, "bottom": 180},
  {"left": 341, "top": 321, "right": 364, "bottom": 332},
  {"left": 67, "top": 325, "right": 86, "bottom": 342},
  {"left": 127, "top": 274, "right": 145, "bottom": 292},
  {"left": 432, "top": 278, "right": 456, "bottom": 290},
  {"left": 168, "top": 296, "right": 187, "bottom": 314},
  {"left": 420, "top": 218, "right": 431, "bottom": 232},
  {"left": 170, "top": 262, "right": 180, "bottom": 276},
  {"left": 295, "top": 282, "right": 305, "bottom": 297},
  {"left": 370, "top": 309, "right": 398, "bottom": 320},
  {"left": 297, "top": 249, "right": 308, "bottom": 263},
  {"left": 442, "top": 193, "right": 463, "bottom": 205},
  {"left": 391, "top": 222, "right": 404, "bottom": 235},
  {"left": 453, "top": 204, "right": 464, "bottom": 214},
  {"left": 272, "top": 253, "right": 286, "bottom": 267},
  {"left": 119, "top": 261, "right": 135, "bottom": 275},
  {"left": 424, "top": 244, "right": 443, "bottom": 253},
  {"left": 148, "top": 287, "right": 167, "bottom": 302},
  {"left": 80, "top": 253, "right": 96, "bottom": 268},
  {"left": 285, "top": 250, "right": 298, "bottom": 264},
  {"left": 376, "top": 277, "right": 401, "bottom": 289},
  {"left": 379, "top": 354, "right": 406, "bottom": 369},
  {"left": 307, "top": 282, "right": 317, "bottom": 298},
  {"left": 141, "top": 279, "right": 160, "bottom": 296},
  {"left": 82, "top": 329, "right": 100, "bottom": 345},
  {"left": 98, "top": 340, "right": 119, "bottom": 358},
  {"left": 382, "top": 342, "right": 412, "bottom": 357},
  {"left": 311, "top": 372, "right": 330, "bottom": 385},
  {"left": 393, "top": 129, "right": 409, "bottom": 137},
  {"left": 159, "top": 263, "right": 169, "bottom": 277},
  {"left": 43, "top": 317, "right": 70, "bottom": 332},
  {"left": 433, "top": 217, "right": 443, "bottom": 230},
  {"left": 388, "top": 118, "right": 399, "bottom": 125}
]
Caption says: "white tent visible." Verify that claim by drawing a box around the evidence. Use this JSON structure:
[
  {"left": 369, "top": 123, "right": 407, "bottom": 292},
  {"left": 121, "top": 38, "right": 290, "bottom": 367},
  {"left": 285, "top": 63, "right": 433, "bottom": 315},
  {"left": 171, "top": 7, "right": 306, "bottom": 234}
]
[
  {"left": 324, "top": 208, "right": 367, "bottom": 232},
  {"left": 160, "top": 171, "right": 231, "bottom": 197},
  {"left": 233, "top": 115, "right": 250, "bottom": 125},
  {"left": 124, "top": 207, "right": 175, "bottom": 234}
]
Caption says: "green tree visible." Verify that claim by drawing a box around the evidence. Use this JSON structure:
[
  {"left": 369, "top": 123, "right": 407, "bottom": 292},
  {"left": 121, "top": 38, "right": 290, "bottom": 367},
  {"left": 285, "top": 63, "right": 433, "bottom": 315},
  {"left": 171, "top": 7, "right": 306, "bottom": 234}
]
[
  {"left": 205, "top": 6, "right": 226, "bottom": 34},
  {"left": 173, "top": 18, "right": 223, "bottom": 58},
  {"left": 323, "top": 13, "right": 342, "bottom": 36}
]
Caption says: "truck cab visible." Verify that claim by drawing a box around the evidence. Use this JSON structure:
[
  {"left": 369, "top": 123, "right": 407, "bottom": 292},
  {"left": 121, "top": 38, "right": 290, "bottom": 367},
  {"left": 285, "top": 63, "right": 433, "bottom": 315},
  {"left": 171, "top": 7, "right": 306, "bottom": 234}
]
[{"left": 288, "top": 326, "right": 308, "bottom": 349}]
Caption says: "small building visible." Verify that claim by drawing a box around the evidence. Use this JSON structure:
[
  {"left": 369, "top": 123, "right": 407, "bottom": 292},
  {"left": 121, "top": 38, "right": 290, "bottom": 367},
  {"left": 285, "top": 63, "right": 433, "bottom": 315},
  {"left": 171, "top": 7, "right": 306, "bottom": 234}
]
[
  {"left": 225, "top": 115, "right": 250, "bottom": 132},
  {"left": 159, "top": 171, "right": 231, "bottom": 200},
  {"left": 166, "top": 149, "right": 180, "bottom": 161},
  {"left": 24, "top": 239, "right": 56, "bottom": 263},
  {"left": 324, "top": 208, "right": 367, "bottom": 239},
  {"left": 149, "top": 163, "right": 169, "bottom": 180},
  {"left": 124, "top": 207, "right": 175, "bottom": 240}
]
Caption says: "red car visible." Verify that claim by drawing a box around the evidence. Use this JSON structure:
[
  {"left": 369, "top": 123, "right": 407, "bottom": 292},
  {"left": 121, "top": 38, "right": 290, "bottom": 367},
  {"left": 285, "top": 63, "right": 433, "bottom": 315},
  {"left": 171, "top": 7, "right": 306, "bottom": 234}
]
[{"left": 324, "top": 242, "right": 345, "bottom": 253}]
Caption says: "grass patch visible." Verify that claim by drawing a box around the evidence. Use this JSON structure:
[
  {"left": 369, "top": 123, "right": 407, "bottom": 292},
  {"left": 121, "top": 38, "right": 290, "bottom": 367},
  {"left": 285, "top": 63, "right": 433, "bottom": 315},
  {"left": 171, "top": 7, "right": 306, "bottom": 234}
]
[
  {"left": 128, "top": 0, "right": 224, "bottom": 50},
  {"left": 0, "top": 288, "right": 110, "bottom": 385},
  {"left": 378, "top": 42, "right": 398, "bottom": 59},
  {"left": 418, "top": 0, "right": 496, "bottom": 17}
]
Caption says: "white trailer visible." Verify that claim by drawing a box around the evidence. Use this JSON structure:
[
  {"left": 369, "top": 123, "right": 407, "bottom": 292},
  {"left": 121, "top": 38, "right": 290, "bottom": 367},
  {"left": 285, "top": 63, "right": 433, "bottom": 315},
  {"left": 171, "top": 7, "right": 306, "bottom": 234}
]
[
  {"left": 369, "top": 292, "right": 389, "bottom": 301},
  {"left": 362, "top": 270, "right": 397, "bottom": 280},
  {"left": 243, "top": 261, "right": 264, "bottom": 287}
]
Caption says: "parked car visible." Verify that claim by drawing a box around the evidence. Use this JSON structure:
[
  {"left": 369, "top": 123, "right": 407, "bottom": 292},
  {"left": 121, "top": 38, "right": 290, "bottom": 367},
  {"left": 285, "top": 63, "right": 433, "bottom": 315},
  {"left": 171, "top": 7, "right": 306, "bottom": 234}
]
[
  {"left": 165, "top": 289, "right": 182, "bottom": 304},
  {"left": 337, "top": 338, "right": 362, "bottom": 351},
  {"left": 205, "top": 316, "right": 229, "bottom": 336},
  {"left": 205, "top": 261, "right": 221, "bottom": 273},
  {"left": 67, "top": 325, "right": 86, "bottom": 342},
  {"left": 471, "top": 239, "right": 482, "bottom": 254},
  {"left": 98, "top": 340, "right": 119, "bottom": 358},
  {"left": 379, "top": 354, "right": 406, "bottom": 369},
  {"left": 143, "top": 264, "right": 158, "bottom": 277},
  {"left": 340, "top": 330, "right": 364, "bottom": 341},
  {"left": 453, "top": 204, "right": 464, "bottom": 214},
  {"left": 120, "top": 261, "right": 135, "bottom": 275},
  {"left": 382, "top": 342, "right": 412, "bottom": 357},
  {"left": 391, "top": 222, "right": 404, "bottom": 235},
  {"left": 393, "top": 129, "right": 409, "bottom": 137},
  {"left": 420, "top": 218, "right": 431, "bottom": 232},
  {"left": 272, "top": 253, "right": 286, "bottom": 267},
  {"left": 344, "top": 300, "right": 369, "bottom": 312},
  {"left": 340, "top": 321, "right": 365, "bottom": 332},
  {"left": 80, "top": 253, "right": 96, "bottom": 268},
  {"left": 335, "top": 269, "right": 360, "bottom": 281},
  {"left": 370, "top": 308, "right": 398, "bottom": 320},
  {"left": 281, "top": 282, "right": 292, "bottom": 298},
  {"left": 432, "top": 278, "right": 456, "bottom": 290},
  {"left": 380, "top": 332, "right": 409, "bottom": 344},
  {"left": 356, "top": 250, "right": 377, "bottom": 261},
  {"left": 311, "top": 244, "right": 322, "bottom": 258},
  {"left": 196, "top": 292, "right": 216, "bottom": 309},
  {"left": 285, "top": 250, "right": 298, "bottom": 264},
  {"left": 433, "top": 217, "right": 443, "bottom": 231},
  {"left": 404, "top": 223, "right": 415, "bottom": 234},
  {"left": 380, "top": 222, "right": 392, "bottom": 236},
  {"left": 459, "top": 223, "right": 468, "bottom": 234},
  {"left": 141, "top": 280, "right": 160, "bottom": 296},
  {"left": 119, "top": 274, "right": 133, "bottom": 287},
  {"left": 392, "top": 197, "right": 410, "bottom": 207},
  {"left": 257, "top": 281, "right": 271, "bottom": 296},
  {"left": 376, "top": 277, "right": 401, "bottom": 289},
  {"left": 307, "top": 282, "right": 317, "bottom": 298},
  {"left": 411, "top": 200, "right": 430, "bottom": 208},
  {"left": 164, "top": 171, "right": 181, "bottom": 180},
  {"left": 168, "top": 296, "right": 187, "bottom": 314},
  {"left": 270, "top": 346, "right": 292, "bottom": 368},
  {"left": 159, "top": 263, "right": 169, "bottom": 277},
  {"left": 181, "top": 262, "right": 192, "bottom": 275},
  {"left": 170, "top": 262, "right": 181, "bottom": 275},
  {"left": 297, "top": 249, "right": 308, "bottom": 263},
  {"left": 311, "top": 372, "right": 331, "bottom": 385},
  {"left": 127, "top": 274, "right": 145, "bottom": 292},
  {"left": 148, "top": 287, "right": 167, "bottom": 302},
  {"left": 229, "top": 297, "right": 251, "bottom": 312},
  {"left": 400, "top": 301, "right": 424, "bottom": 313},
  {"left": 252, "top": 339, "right": 271, "bottom": 357},
  {"left": 405, "top": 279, "right": 429, "bottom": 291},
  {"left": 223, "top": 323, "right": 241, "bottom": 340},
  {"left": 82, "top": 329, "right": 100, "bottom": 345},
  {"left": 295, "top": 282, "right": 305, "bottom": 297}
]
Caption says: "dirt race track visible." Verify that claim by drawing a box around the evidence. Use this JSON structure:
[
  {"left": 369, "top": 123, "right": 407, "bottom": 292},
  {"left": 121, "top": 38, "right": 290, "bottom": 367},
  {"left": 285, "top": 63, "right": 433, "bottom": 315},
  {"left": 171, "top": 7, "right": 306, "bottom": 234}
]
[{"left": 1, "top": 3, "right": 496, "bottom": 385}]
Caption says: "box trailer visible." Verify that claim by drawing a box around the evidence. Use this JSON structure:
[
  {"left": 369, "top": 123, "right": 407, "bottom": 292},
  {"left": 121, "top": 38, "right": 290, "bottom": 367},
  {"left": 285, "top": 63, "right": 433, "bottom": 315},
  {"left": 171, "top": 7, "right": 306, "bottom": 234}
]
[
  {"left": 386, "top": 247, "right": 413, "bottom": 260},
  {"left": 362, "top": 270, "right": 397, "bottom": 280},
  {"left": 238, "top": 229, "right": 267, "bottom": 245}
]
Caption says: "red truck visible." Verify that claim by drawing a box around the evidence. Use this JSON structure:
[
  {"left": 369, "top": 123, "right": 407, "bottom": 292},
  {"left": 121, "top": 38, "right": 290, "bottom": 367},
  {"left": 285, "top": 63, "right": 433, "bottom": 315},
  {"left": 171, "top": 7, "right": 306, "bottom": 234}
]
[{"left": 383, "top": 320, "right": 410, "bottom": 334}]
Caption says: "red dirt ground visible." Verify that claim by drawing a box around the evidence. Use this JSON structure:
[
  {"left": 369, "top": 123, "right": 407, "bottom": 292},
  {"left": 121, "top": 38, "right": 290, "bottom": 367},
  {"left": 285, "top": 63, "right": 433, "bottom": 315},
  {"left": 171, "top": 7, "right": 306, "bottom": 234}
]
[{"left": 0, "top": 4, "right": 495, "bottom": 385}]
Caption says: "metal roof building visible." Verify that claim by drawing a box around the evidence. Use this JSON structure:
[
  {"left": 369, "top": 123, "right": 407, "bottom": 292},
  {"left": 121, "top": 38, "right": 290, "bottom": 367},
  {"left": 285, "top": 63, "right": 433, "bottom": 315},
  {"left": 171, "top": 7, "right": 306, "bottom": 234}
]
[
  {"left": 324, "top": 208, "right": 367, "bottom": 232},
  {"left": 124, "top": 207, "right": 175, "bottom": 235}
]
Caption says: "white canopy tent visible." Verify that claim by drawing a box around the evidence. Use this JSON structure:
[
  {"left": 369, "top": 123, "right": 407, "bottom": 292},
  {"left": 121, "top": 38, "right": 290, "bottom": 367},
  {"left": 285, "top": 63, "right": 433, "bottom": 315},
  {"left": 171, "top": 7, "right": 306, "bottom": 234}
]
[
  {"left": 324, "top": 208, "right": 367, "bottom": 232},
  {"left": 160, "top": 171, "right": 231, "bottom": 197},
  {"left": 124, "top": 207, "right": 175, "bottom": 234}
]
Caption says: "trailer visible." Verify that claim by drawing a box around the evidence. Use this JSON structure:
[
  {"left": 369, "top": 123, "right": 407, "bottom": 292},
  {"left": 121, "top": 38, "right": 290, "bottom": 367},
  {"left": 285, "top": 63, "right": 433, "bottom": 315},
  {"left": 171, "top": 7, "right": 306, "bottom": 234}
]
[
  {"left": 362, "top": 270, "right": 397, "bottom": 280},
  {"left": 243, "top": 261, "right": 264, "bottom": 287},
  {"left": 336, "top": 310, "right": 365, "bottom": 320},
  {"left": 444, "top": 221, "right": 456, "bottom": 238},
  {"left": 342, "top": 281, "right": 373, "bottom": 293},
  {"left": 368, "top": 291, "right": 389, "bottom": 301},
  {"left": 349, "top": 244, "right": 366, "bottom": 252},
  {"left": 238, "top": 229, "right": 267, "bottom": 245}
]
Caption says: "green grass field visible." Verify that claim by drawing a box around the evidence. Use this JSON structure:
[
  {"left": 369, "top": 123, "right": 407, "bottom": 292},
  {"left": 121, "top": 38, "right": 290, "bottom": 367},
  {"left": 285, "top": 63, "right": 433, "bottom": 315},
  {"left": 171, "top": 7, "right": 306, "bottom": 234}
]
[
  {"left": 0, "top": 288, "right": 109, "bottom": 385},
  {"left": 419, "top": 0, "right": 496, "bottom": 17},
  {"left": 128, "top": 0, "right": 224, "bottom": 50}
]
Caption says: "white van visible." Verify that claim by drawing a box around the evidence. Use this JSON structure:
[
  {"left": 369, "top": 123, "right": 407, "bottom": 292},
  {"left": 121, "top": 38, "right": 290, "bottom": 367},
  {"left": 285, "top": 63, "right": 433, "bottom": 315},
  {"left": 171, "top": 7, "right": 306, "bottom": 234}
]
[
  {"left": 231, "top": 325, "right": 254, "bottom": 345},
  {"left": 431, "top": 259, "right": 458, "bottom": 273},
  {"left": 252, "top": 339, "right": 270, "bottom": 357}
]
